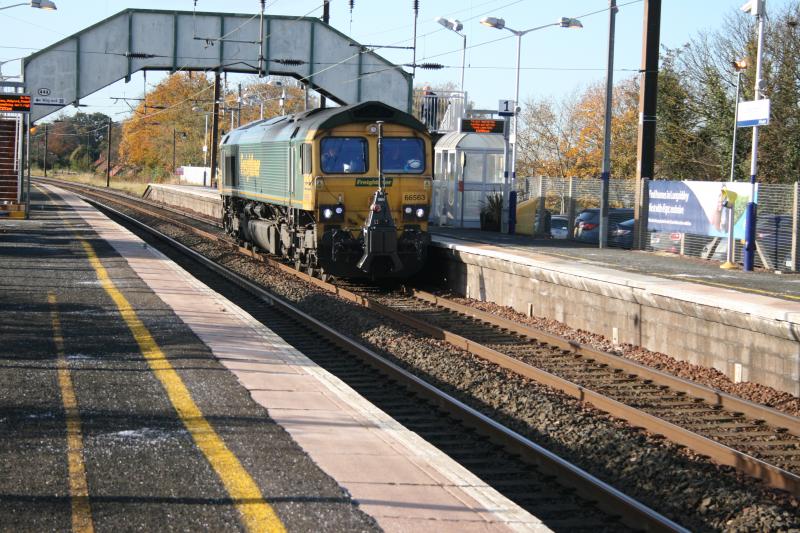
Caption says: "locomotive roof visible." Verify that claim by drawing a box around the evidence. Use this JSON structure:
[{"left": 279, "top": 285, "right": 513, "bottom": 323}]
[{"left": 221, "top": 101, "right": 427, "bottom": 146}]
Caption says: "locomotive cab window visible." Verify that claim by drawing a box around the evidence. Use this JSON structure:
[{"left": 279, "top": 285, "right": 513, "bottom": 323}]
[
  {"left": 320, "top": 137, "right": 367, "bottom": 174},
  {"left": 381, "top": 137, "right": 424, "bottom": 174}
]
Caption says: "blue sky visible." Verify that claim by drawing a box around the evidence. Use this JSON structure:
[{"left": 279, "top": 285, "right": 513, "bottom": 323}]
[{"left": 0, "top": 0, "right": 793, "bottom": 119}]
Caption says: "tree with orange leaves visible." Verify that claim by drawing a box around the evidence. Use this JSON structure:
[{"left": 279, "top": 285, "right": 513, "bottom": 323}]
[
  {"left": 516, "top": 78, "right": 639, "bottom": 180},
  {"left": 119, "top": 73, "right": 308, "bottom": 179},
  {"left": 119, "top": 73, "right": 213, "bottom": 178}
]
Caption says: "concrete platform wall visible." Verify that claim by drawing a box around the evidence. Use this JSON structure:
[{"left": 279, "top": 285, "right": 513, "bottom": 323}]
[
  {"left": 430, "top": 244, "right": 800, "bottom": 396},
  {"left": 143, "top": 185, "right": 222, "bottom": 220}
]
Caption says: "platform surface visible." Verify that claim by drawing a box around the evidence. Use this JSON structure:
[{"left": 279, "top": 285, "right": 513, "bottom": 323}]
[
  {"left": 0, "top": 185, "right": 543, "bottom": 532},
  {"left": 145, "top": 183, "right": 220, "bottom": 200}
]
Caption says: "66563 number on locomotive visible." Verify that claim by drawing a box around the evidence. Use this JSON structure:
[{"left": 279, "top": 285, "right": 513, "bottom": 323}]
[{"left": 219, "top": 101, "right": 432, "bottom": 279}]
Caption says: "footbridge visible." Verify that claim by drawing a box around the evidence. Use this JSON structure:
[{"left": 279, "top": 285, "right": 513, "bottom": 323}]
[{"left": 23, "top": 8, "right": 412, "bottom": 122}]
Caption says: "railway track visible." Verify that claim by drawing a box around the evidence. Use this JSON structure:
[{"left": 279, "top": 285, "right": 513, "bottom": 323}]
[
  {"left": 45, "top": 182, "right": 685, "bottom": 532},
  {"left": 43, "top": 178, "right": 800, "bottom": 499}
]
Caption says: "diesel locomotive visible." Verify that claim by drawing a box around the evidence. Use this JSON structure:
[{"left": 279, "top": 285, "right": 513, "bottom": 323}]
[{"left": 218, "top": 101, "right": 432, "bottom": 279}]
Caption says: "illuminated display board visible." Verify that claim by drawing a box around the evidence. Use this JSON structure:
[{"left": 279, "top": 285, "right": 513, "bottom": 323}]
[
  {"left": 460, "top": 118, "right": 504, "bottom": 134},
  {"left": 0, "top": 94, "right": 31, "bottom": 113}
]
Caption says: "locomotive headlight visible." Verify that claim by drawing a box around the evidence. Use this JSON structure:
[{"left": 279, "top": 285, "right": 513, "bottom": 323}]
[
  {"left": 315, "top": 177, "right": 325, "bottom": 189},
  {"left": 403, "top": 205, "right": 426, "bottom": 221},
  {"left": 319, "top": 204, "right": 345, "bottom": 223}
]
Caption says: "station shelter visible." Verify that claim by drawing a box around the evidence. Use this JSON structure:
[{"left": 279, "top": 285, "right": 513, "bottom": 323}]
[{"left": 431, "top": 131, "right": 505, "bottom": 228}]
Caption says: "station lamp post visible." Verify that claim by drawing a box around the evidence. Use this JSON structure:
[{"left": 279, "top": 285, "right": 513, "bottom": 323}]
[
  {"left": 741, "top": 0, "right": 766, "bottom": 272},
  {"left": 0, "top": 0, "right": 57, "bottom": 10},
  {"left": 435, "top": 17, "right": 466, "bottom": 94},
  {"left": 192, "top": 106, "right": 212, "bottom": 169},
  {"left": 0, "top": 1, "right": 56, "bottom": 79},
  {"left": 599, "top": 1, "right": 616, "bottom": 249},
  {"left": 173, "top": 128, "right": 187, "bottom": 175},
  {"left": 480, "top": 15, "right": 582, "bottom": 233}
]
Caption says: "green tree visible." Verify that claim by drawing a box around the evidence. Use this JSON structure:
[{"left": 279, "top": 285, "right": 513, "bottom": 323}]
[
  {"left": 656, "top": 2, "right": 800, "bottom": 183},
  {"left": 69, "top": 145, "right": 92, "bottom": 172}
]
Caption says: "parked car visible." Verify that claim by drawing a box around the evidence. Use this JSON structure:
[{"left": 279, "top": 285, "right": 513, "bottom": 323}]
[
  {"left": 649, "top": 231, "right": 683, "bottom": 253},
  {"left": 608, "top": 218, "right": 634, "bottom": 249},
  {"left": 550, "top": 215, "right": 570, "bottom": 239},
  {"left": 573, "top": 208, "right": 635, "bottom": 244}
]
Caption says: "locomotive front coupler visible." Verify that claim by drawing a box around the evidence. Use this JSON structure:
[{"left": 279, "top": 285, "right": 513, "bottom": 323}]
[{"left": 356, "top": 189, "right": 403, "bottom": 273}]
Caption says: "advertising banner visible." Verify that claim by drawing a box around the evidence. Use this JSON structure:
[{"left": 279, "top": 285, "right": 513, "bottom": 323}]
[{"left": 648, "top": 181, "right": 757, "bottom": 239}]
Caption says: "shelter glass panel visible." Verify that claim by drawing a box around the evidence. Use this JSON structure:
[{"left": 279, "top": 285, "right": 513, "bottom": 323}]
[
  {"left": 487, "top": 154, "right": 504, "bottom": 183},
  {"left": 463, "top": 191, "right": 483, "bottom": 220},
  {"left": 464, "top": 152, "right": 484, "bottom": 183},
  {"left": 447, "top": 152, "right": 456, "bottom": 182}
]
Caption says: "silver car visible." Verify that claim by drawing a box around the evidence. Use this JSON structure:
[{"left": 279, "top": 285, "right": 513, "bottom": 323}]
[{"left": 550, "top": 215, "right": 570, "bottom": 239}]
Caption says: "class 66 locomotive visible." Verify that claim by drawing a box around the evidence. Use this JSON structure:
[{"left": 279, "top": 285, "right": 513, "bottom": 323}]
[{"left": 219, "top": 101, "right": 432, "bottom": 279}]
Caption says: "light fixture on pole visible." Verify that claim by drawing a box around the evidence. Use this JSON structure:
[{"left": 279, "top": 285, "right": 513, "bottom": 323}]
[
  {"left": 0, "top": 0, "right": 56, "bottom": 10},
  {"left": 192, "top": 106, "right": 212, "bottom": 169},
  {"left": 719, "top": 57, "right": 749, "bottom": 270},
  {"left": 480, "top": 15, "right": 582, "bottom": 234},
  {"left": 172, "top": 128, "right": 187, "bottom": 175},
  {"left": 435, "top": 17, "right": 466, "bottom": 94},
  {"left": 729, "top": 57, "right": 749, "bottom": 183},
  {"left": 741, "top": 0, "right": 765, "bottom": 272},
  {"left": 599, "top": 0, "right": 617, "bottom": 249}
]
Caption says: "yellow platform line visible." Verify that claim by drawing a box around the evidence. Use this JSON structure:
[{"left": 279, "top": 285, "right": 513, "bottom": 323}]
[
  {"left": 49, "top": 293, "right": 95, "bottom": 533},
  {"left": 78, "top": 240, "right": 285, "bottom": 533}
]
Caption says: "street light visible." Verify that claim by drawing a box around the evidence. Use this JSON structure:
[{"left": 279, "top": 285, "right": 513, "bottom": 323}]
[
  {"left": 192, "top": 106, "right": 212, "bottom": 169},
  {"left": 0, "top": 0, "right": 57, "bottom": 10},
  {"left": 724, "top": 57, "right": 749, "bottom": 269},
  {"left": 435, "top": 16, "right": 466, "bottom": 94},
  {"left": 741, "top": 0, "right": 765, "bottom": 272},
  {"left": 481, "top": 15, "right": 582, "bottom": 233},
  {"left": 599, "top": 1, "right": 617, "bottom": 249},
  {"left": 0, "top": 1, "right": 56, "bottom": 78},
  {"left": 173, "top": 128, "right": 187, "bottom": 175},
  {"left": 729, "top": 57, "right": 749, "bottom": 183}
]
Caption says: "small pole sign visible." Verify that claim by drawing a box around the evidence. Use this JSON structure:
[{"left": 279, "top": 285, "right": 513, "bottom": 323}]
[
  {"left": 498, "top": 99, "right": 515, "bottom": 117},
  {"left": 32, "top": 96, "right": 66, "bottom": 106},
  {"left": 737, "top": 99, "right": 770, "bottom": 127}
]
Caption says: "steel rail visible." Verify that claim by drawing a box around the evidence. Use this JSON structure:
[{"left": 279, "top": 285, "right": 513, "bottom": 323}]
[
  {"left": 48, "top": 179, "right": 800, "bottom": 497},
  {"left": 408, "top": 289, "right": 800, "bottom": 437},
  {"left": 64, "top": 186, "right": 686, "bottom": 533}
]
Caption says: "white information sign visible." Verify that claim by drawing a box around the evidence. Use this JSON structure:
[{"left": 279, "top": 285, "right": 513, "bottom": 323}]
[
  {"left": 498, "top": 99, "right": 515, "bottom": 116},
  {"left": 737, "top": 98, "right": 770, "bottom": 127},
  {"left": 33, "top": 96, "right": 66, "bottom": 106}
]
